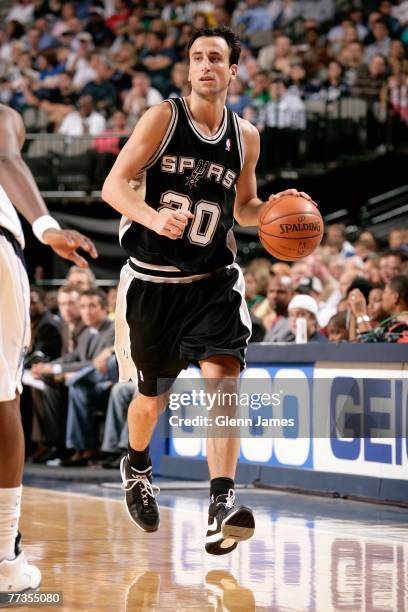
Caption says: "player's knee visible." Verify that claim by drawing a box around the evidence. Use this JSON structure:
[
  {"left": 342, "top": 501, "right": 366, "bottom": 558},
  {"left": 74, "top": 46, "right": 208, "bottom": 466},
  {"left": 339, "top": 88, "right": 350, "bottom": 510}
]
[{"left": 135, "top": 397, "right": 161, "bottom": 421}]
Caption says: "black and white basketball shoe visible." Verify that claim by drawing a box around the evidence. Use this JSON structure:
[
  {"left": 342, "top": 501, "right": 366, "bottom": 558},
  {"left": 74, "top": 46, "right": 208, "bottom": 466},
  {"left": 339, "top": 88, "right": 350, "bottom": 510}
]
[
  {"left": 120, "top": 457, "right": 160, "bottom": 532},
  {"left": 205, "top": 489, "right": 255, "bottom": 555}
]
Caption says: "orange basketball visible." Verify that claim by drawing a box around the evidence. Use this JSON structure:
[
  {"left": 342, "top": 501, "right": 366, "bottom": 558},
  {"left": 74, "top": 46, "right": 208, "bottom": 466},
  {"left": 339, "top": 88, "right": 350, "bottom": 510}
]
[{"left": 258, "top": 195, "right": 324, "bottom": 261}]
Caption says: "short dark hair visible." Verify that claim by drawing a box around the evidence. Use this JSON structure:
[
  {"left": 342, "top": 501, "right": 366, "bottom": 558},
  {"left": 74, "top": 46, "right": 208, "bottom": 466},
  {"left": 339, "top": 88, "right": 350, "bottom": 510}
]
[
  {"left": 30, "top": 286, "right": 46, "bottom": 304},
  {"left": 79, "top": 288, "right": 108, "bottom": 309},
  {"left": 187, "top": 26, "right": 241, "bottom": 66},
  {"left": 328, "top": 311, "right": 347, "bottom": 329},
  {"left": 389, "top": 275, "right": 408, "bottom": 306}
]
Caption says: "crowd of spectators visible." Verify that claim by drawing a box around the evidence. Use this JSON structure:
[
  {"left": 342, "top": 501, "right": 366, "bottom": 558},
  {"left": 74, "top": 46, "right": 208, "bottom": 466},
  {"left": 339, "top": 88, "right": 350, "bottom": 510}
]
[
  {"left": 22, "top": 223, "right": 408, "bottom": 469},
  {"left": 0, "top": 0, "right": 407, "bottom": 161},
  {"left": 245, "top": 224, "right": 408, "bottom": 344}
]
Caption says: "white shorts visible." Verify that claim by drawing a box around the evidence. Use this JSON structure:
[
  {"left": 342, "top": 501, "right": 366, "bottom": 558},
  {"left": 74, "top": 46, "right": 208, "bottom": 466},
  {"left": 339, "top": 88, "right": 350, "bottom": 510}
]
[{"left": 0, "top": 231, "right": 30, "bottom": 401}]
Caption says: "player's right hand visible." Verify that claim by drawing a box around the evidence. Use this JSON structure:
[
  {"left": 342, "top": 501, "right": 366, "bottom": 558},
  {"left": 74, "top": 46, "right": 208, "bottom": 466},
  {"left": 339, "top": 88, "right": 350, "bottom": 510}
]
[{"left": 151, "top": 208, "right": 194, "bottom": 240}]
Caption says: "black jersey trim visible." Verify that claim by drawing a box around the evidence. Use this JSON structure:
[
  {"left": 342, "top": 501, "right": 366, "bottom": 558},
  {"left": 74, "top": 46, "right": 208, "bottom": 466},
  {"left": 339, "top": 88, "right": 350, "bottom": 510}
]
[
  {"left": 180, "top": 97, "right": 227, "bottom": 144},
  {"left": 141, "top": 99, "right": 178, "bottom": 172},
  {"left": 232, "top": 112, "right": 244, "bottom": 170}
]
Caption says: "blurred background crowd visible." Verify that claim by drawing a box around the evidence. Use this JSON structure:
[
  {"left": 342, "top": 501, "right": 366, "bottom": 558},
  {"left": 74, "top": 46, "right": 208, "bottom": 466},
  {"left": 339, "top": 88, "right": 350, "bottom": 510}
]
[
  {"left": 1, "top": 0, "right": 406, "bottom": 467},
  {"left": 0, "top": 0, "right": 407, "bottom": 163},
  {"left": 23, "top": 224, "right": 408, "bottom": 469}
]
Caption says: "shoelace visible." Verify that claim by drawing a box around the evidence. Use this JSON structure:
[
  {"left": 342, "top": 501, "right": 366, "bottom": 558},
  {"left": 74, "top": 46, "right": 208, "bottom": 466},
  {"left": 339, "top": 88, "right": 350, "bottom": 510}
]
[{"left": 121, "top": 467, "right": 160, "bottom": 507}]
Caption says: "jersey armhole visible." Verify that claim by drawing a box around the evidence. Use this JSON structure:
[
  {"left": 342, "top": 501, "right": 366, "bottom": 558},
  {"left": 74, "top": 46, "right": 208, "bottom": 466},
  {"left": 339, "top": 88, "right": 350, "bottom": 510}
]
[
  {"left": 232, "top": 113, "right": 245, "bottom": 170},
  {"left": 140, "top": 99, "right": 178, "bottom": 172}
]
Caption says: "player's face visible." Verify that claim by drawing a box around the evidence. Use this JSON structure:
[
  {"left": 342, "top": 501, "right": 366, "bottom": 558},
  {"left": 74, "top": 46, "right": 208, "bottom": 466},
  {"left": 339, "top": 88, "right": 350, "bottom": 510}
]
[{"left": 188, "top": 36, "right": 237, "bottom": 98}]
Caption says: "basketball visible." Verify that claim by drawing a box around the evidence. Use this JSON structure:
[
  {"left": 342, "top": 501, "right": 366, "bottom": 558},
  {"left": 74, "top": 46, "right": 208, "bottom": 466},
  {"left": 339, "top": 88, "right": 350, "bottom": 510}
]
[{"left": 258, "top": 195, "right": 324, "bottom": 261}]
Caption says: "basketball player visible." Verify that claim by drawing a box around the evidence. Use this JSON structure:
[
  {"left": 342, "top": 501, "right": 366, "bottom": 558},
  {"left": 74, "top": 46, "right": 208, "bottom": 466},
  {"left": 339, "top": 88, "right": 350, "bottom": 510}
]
[
  {"left": 102, "top": 27, "right": 312, "bottom": 555},
  {"left": 0, "top": 103, "right": 97, "bottom": 592}
]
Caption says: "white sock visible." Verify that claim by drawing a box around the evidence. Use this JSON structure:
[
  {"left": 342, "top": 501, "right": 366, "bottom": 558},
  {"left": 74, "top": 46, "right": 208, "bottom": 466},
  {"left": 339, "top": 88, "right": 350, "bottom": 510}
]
[{"left": 0, "top": 486, "right": 22, "bottom": 562}]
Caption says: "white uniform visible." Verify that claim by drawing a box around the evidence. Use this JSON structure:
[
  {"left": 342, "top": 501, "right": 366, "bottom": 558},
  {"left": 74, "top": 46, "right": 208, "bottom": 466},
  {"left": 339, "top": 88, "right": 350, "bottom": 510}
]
[{"left": 0, "top": 184, "right": 30, "bottom": 401}]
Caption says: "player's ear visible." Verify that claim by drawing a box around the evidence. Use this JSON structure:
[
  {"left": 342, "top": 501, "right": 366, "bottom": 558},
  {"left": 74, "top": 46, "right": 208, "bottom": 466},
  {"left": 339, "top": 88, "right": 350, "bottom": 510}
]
[{"left": 230, "top": 64, "right": 238, "bottom": 79}]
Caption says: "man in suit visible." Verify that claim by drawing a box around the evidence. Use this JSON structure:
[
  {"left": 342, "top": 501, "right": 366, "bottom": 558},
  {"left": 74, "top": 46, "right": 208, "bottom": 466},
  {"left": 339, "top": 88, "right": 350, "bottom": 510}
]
[
  {"left": 30, "top": 285, "right": 86, "bottom": 462},
  {"left": 32, "top": 288, "right": 115, "bottom": 465},
  {"left": 29, "top": 286, "right": 62, "bottom": 362}
]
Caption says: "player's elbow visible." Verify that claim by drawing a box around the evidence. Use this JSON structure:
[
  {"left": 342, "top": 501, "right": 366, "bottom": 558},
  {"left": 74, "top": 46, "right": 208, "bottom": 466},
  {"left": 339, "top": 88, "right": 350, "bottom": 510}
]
[
  {"left": 101, "top": 177, "right": 115, "bottom": 204},
  {"left": 234, "top": 209, "right": 250, "bottom": 227}
]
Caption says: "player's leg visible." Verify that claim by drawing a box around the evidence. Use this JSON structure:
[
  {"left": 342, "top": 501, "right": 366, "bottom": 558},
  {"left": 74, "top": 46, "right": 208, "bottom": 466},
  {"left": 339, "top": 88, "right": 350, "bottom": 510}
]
[
  {"left": 121, "top": 392, "right": 167, "bottom": 532},
  {"left": 201, "top": 355, "right": 255, "bottom": 556},
  {"left": 115, "top": 264, "right": 186, "bottom": 533},
  {"left": 0, "top": 232, "right": 41, "bottom": 592}
]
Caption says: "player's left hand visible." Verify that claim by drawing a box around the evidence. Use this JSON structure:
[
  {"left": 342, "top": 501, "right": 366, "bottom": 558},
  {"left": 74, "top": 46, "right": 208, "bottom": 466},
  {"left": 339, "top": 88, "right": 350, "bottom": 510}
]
[
  {"left": 268, "top": 189, "right": 317, "bottom": 206},
  {"left": 42, "top": 229, "right": 98, "bottom": 268}
]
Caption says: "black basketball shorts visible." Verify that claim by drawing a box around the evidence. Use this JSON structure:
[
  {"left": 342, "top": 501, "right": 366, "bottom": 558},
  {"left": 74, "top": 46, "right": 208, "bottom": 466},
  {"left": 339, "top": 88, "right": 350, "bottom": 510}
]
[{"left": 115, "top": 261, "right": 252, "bottom": 396}]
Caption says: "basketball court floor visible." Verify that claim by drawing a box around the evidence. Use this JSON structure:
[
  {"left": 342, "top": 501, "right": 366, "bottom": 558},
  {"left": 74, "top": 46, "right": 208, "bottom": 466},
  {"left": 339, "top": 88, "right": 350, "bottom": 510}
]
[{"left": 15, "top": 476, "right": 408, "bottom": 611}]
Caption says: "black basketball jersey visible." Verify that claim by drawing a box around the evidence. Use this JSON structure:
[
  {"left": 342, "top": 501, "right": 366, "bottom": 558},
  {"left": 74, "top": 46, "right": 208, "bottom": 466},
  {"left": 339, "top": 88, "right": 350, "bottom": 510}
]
[{"left": 120, "top": 96, "right": 244, "bottom": 277}]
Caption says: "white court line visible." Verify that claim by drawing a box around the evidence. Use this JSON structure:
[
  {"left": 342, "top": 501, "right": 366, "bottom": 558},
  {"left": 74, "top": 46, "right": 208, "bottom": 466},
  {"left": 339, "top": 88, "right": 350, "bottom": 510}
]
[{"left": 25, "top": 486, "right": 408, "bottom": 545}]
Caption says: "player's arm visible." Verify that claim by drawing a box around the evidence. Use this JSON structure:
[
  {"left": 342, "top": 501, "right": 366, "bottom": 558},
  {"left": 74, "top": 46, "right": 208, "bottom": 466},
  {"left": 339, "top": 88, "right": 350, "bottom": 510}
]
[
  {"left": 234, "top": 119, "right": 315, "bottom": 227},
  {"left": 233, "top": 120, "right": 264, "bottom": 227},
  {"left": 102, "top": 102, "right": 193, "bottom": 240},
  {"left": 0, "top": 105, "right": 97, "bottom": 266}
]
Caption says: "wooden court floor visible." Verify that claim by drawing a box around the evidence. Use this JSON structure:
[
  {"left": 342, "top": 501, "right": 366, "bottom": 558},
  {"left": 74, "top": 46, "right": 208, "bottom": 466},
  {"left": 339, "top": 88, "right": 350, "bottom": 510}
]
[{"left": 17, "top": 486, "right": 408, "bottom": 611}]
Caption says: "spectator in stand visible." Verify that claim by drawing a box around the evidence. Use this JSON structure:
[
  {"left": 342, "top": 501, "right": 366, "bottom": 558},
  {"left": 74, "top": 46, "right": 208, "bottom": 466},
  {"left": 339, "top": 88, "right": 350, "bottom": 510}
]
[
  {"left": 379, "top": 250, "right": 406, "bottom": 283},
  {"left": 363, "top": 255, "right": 382, "bottom": 285},
  {"left": 261, "top": 275, "right": 294, "bottom": 342},
  {"left": 139, "top": 30, "right": 176, "bottom": 95},
  {"left": 106, "top": 0, "right": 131, "bottom": 32},
  {"left": 349, "top": 276, "right": 408, "bottom": 342},
  {"left": 29, "top": 285, "right": 86, "bottom": 464},
  {"left": 246, "top": 257, "right": 271, "bottom": 297},
  {"left": 258, "top": 75, "right": 306, "bottom": 129},
  {"left": 167, "top": 62, "right": 189, "bottom": 98},
  {"left": 267, "top": 0, "right": 301, "bottom": 30},
  {"left": 123, "top": 72, "right": 163, "bottom": 121},
  {"left": 161, "top": 0, "right": 191, "bottom": 26},
  {"left": 367, "top": 286, "right": 387, "bottom": 325},
  {"left": 85, "top": 6, "right": 115, "bottom": 48},
  {"left": 6, "top": 0, "right": 35, "bottom": 26},
  {"left": 66, "top": 33, "right": 96, "bottom": 91},
  {"left": 58, "top": 94, "right": 106, "bottom": 135},
  {"left": 35, "top": 17, "right": 58, "bottom": 51},
  {"left": 364, "top": 19, "right": 391, "bottom": 63},
  {"left": 285, "top": 294, "right": 328, "bottom": 343},
  {"left": 258, "top": 34, "right": 295, "bottom": 74},
  {"left": 227, "top": 77, "right": 253, "bottom": 116},
  {"left": 81, "top": 56, "right": 117, "bottom": 110},
  {"left": 100, "top": 381, "right": 135, "bottom": 469},
  {"left": 378, "top": 0, "right": 401, "bottom": 37},
  {"left": 296, "top": 276, "right": 337, "bottom": 327},
  {"left": 389, "top": 228, "right": 408, "bottom": 251},
  {"left": 28, "top": 287, "right": 62, "bottom": 363},
  {"left": 23, "top": 27, "right": 41, "bottom": 58},
  {"left": 327, "top": 311, "right": 348, "bottom": 343},
  {"left": 244, "top": 270, "right": 265, "bottom": 312},
  {"left": 92, "top": 109, "right": 129, "bottom": 154},
  {"left": 325, "top": 223, "right": 355, "bottom": 258},
  {"left": 300, "top": 23, "right": 328, "bottom": 79},
  {"left": 23, "top": 72, "right": 78, "bottom": 129},
  {"left": 65, "top": 265, "right": 96, "bottom": 291},
  {"left": 32, "top": 289, "right": 116, "bottom": 466},
  {"left": 0, "top": 21, "right": 25, "bottom": 69},
  {"left": 328, "top": 18, "right": 359, "bottom": 57},
  {"left": 233, "top": 0, "right": 273, "bottom": 36},
  {"left": 341, "top": 40, "right": 365, "bottom": 88},
  {"left": 318, "top": 60, "right": 350, "bottom": 101}
]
